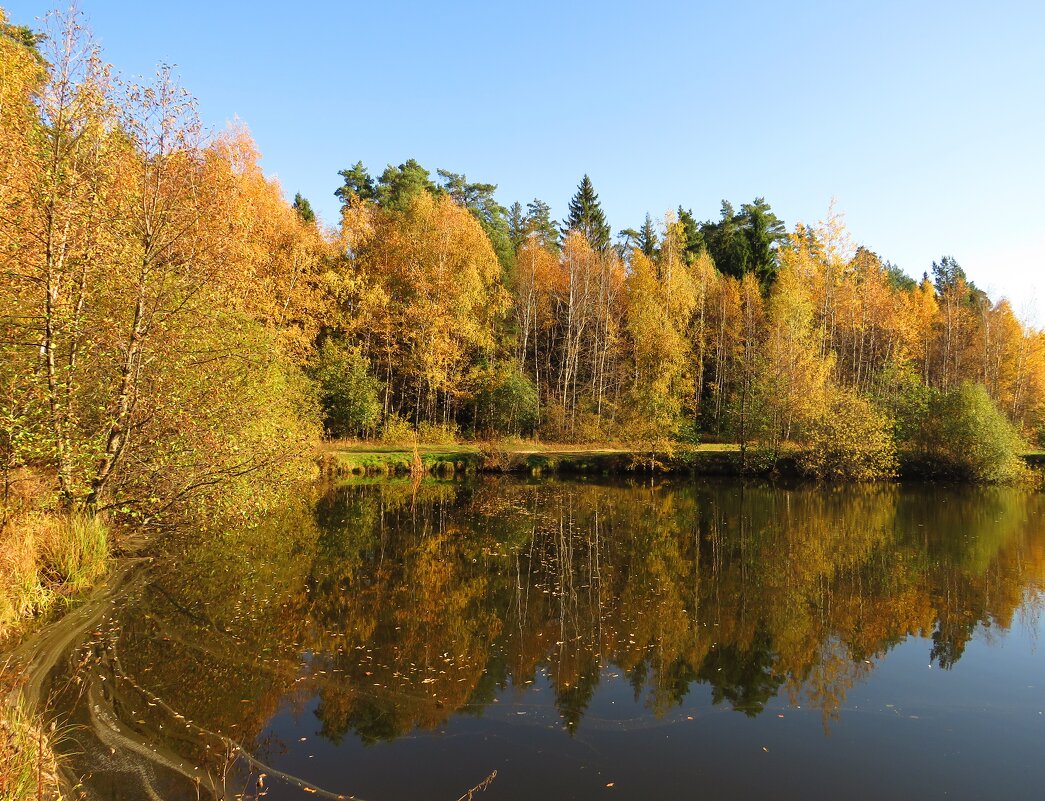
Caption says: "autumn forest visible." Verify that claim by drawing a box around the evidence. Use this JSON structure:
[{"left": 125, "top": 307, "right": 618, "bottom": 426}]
[
  {"left": 4, "top": 6, "right": 1045, "bottom": 801},
  {"left": 3, "top": 6, "right": 1044, "bottom": 534}
]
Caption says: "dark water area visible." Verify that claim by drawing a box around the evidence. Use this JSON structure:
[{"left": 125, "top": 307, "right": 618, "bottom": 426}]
[{"left": 40, "top": 477, "right": 1045, "bottom": 800}]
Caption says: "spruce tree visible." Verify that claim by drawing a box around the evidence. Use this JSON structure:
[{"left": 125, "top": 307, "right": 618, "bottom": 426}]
[
  {"left": 508, "top": 201, "right": 526, "bottom": 251},
  {"left": 638, "top": 213, "right": 657, "bottom": 257},
  {"left": 564, "top": 174, "right": 611, "bottom": 252},
  {"left": 741, "top": 197, "right": 787, "bottom": 287}
]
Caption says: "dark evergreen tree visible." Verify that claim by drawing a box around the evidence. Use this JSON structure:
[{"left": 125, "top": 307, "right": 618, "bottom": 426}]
[
  {"left": 619, "top": 213, "right": 658, "bottom": 258},
  {"left": 335, "top": 160, "right": 376, "bottom": 203},
  {"left": 702, "top": 200, "right": 749, "bottom": 279},
  {"left": 701, "top": 197, "right": 786, "bottom": 285},
  {"left": 931, "top": 255, "right": 967, "bottom": 294},
  {"left": 883, "top": 261, "right": 916, "bottom": 292},
  {"left": 375, "top": 159, "right": 439, "bottom": 210},
  {"left": 638, "top": 213, "right": 658, "bottom": 257},
  {"left": 292, "top": 193, "right": 316, "bottom": 224},
  {"left": 563, "top": 174, "right": 611, "bottom": 252},
  {"left": 740, "top": 197, "right": 787, "bottom": 286},
  {"left": 677, "top": 206, "right": 704, "bottom": 265},
  {"left": 508, "top": 201, "right": 526, "bottom": 252},
  {"left": 932, "top": 255, "right": 987, "bottom": 306},
  {"left": 525, "top": 198, "right": 559, "bottom": 251}
]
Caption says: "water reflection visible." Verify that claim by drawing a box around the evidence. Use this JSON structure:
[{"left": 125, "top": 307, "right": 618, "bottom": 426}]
[{"left": 52, "top": 478, "right": 1045, "bottom": 800}]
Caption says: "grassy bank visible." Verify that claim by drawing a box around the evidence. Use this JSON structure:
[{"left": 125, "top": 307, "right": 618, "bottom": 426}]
[
  {"left": 1, "top": 469, "right": 110, "bottom": 642},
  {"left": 0, "top": 484, "right": 109, "bottom": 800},
  {"left": 0, "top": 513, "right": 108, "bottom": 642},
  {"left": 0, "top": 512, "right": 104, "bottom": 799},
  {"left": 321, "top": 439, "right": 1045, "bottom": 482},
  {"left": 319, "top": 440, "right": 747, "bottom": 478},
  {"left": 320, "top": 442, "right": 484, "bottom": 476}
]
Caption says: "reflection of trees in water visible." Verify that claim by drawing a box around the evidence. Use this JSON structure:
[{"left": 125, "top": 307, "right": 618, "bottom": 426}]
[{"left": 96, "top": 478, "right": 1045, "bottom": 786}]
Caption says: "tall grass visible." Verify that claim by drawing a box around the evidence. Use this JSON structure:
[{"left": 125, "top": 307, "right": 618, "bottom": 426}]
[
  {"left": 0, "top": 511, "right": 105, "bottom": 798},
  {"left": 0, "top": 513, "right": 109, "bottom": 641},
  {"left": 0, "top": 691, "right": 63, "bottom": 801},
  {"left": 40, "top": 515, "right": 108, "bottom": 590}
]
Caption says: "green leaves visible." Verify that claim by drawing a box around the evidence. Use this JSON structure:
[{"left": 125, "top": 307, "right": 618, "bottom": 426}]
[
  {"left": 914, "top": 383, "right": 1025, "bottom": 482},
  {"left": 314, "top": 341, "right": 383, "bottom": 439}
]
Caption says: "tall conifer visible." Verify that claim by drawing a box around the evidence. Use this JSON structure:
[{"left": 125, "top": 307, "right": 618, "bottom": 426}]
[{"left": 564, "top": 174, "right": 611, "bottom": 252}]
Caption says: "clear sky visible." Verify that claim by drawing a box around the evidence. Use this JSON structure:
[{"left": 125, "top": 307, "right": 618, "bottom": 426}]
[{"left": 7, "top": 1, "right": 1044, "bottom": 320}]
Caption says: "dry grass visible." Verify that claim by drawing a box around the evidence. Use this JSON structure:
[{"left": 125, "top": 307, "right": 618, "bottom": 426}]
[
  {"left": 0, "top": 686, "right": 63, "bottom": 801},
  {"left": 0, "top": 513, "right": 108, "bottom": 641},
  {"left": 0, "top": 470, "right": 109, "bottom": 643},
  {"left": 0, "top": 470, "right": 103, "bottom": 800}
]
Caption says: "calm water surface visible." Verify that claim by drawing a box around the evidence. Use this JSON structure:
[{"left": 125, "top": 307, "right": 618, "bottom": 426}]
[{"left": 43, "top": 477, "right": 1045, "bottom": 800}]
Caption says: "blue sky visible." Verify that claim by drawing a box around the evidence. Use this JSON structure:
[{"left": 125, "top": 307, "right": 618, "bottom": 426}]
[{"left": 7, "top": 1, "right": 1044, "bottom": 319}]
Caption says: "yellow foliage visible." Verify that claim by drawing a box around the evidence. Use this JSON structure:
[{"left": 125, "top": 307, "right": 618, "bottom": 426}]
[
  {"left": 348, "top": 192, "right": 508, "bottom": 419},
  {"left": 799, "top": 387, "right": 898, "bottom": 480}
]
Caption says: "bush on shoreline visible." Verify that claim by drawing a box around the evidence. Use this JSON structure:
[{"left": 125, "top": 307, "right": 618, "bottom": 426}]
[
  {"left": 905, "top": 383, "right": 1027, "bottom": 483},
  {"left": 797, "top": 388, "right": 898, "bottom": 480}
]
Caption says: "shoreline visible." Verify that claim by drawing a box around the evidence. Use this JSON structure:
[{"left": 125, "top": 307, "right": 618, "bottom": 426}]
[
  {"left": 320, "top": 442, "right": 745, "bottom": 478},
  {"left": 320, "top": 442, "right": 1045, "bottom": 481}
]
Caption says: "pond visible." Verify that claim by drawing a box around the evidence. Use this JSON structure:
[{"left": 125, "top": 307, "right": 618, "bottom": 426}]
[{"left": 33, "top": 477, "right": 1045, "bottom": 800}]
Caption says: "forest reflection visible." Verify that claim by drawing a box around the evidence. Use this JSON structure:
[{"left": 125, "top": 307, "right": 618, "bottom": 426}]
[{"left": 105, "top": 478, "right": 1045, "bottom": 783}]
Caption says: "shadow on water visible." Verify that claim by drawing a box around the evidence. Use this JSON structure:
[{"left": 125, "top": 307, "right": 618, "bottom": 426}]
[{"left": 14, "top": 477, "right": 1045, "bottom": 801}]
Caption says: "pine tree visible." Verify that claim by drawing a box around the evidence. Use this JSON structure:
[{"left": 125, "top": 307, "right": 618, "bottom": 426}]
[
  {"left": 335, "top": 160, "right": 375, "bottom": 203},
  {"left": 677, "top": 206, "right": 704, "bottom": 264},
  {"left": 563, "top": 174, "right": 611, "bottom": 252},
  {"left": 619, "top": 213, "right": 658, "bottom": 258},
  {"left": 292, "top": 193, "right": 316, "bottom": 224},
  {"left": 375, "top": 159, "right": 438, "bottom": 210},
  {"left": 525, "top": 198, "right": 559, "bottom": 251}
]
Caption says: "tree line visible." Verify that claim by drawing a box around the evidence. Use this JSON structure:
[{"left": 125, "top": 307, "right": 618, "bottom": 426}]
[
  {"left": 324, "top": 165, "right": 1042, "bottom": 480},
  {"left": 3, "top": 6, "right": 1043, "bottom": 528}
]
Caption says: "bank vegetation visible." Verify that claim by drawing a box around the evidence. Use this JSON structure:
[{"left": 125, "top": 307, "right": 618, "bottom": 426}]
[{"left": 2, "top": 5, "right": 1043, "bottom": 640}]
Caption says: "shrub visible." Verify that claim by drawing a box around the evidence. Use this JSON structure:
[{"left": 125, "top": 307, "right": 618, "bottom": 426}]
[
  {"left": 470, "top": 362, "right": 538, "bottom": 437},
  {"left": 798, "top": 388, "right": 897, "bottom": 481},
  {"left": 416, "top": 421, "right": 459, "bottom": 445},
  {"left": 381, "top": 414, "right": 414, "bottom": 444},
  {"left": 914, "top": 383, "right": 1025, "bottom": 482},
  {"left": 874, "top": 362, "right": 932, "bottom": 444}
]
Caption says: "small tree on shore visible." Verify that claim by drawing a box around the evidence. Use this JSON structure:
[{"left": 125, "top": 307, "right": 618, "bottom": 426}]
[{"left": 914, "top": 383, "right": 1025, "bottom": 482}]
